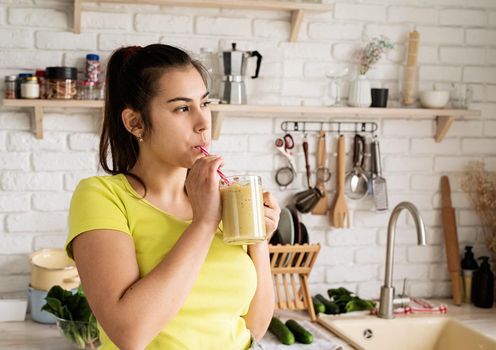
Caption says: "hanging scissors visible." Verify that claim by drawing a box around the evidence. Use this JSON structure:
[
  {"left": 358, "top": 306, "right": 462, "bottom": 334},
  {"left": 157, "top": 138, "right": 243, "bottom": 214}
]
[{"left": 274, "top": 133, "right": 296, "bottom": 188}]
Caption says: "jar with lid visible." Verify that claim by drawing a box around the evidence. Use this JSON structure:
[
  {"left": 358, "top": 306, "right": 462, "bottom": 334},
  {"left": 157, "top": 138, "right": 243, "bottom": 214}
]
[
  {"left": 16, "top": 73, "right": 33, "bottom": 99},
  {"left": 4, "top": 75, "right": 17, "bottom": 99},
  {"left": 46, "top": 67, "right": 78, "bottom": 99},
  {"left": 85, "top": 54, "right": 100, "bottom": 83},
  {"left": 21, "top": 77, "right": 40, "bottom": 99}
]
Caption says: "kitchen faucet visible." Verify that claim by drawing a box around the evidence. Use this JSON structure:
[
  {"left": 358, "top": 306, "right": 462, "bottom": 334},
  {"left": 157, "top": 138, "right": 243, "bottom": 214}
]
[{"left": 379, "top": 202, "right": 427, "bottom": 319}]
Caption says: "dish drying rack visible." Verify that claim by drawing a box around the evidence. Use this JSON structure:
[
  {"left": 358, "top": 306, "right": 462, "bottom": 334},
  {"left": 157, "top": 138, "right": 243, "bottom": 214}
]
[{"left": 268, "top": 243, "right": 320, "bottom": 321}]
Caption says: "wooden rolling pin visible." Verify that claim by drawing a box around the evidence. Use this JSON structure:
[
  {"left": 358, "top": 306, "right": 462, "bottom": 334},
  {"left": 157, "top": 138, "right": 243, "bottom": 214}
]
[
  {"left": 441, "top": 176, "right": 463, "bottom": 306},
  {"left": 402, "top": 30, "right": 419, "bottom": 106}
]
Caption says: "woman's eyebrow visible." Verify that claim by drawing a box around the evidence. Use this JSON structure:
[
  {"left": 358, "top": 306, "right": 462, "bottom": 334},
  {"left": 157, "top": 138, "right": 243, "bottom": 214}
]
[{"left": 166, "top": 91, "right": 210, "bottom": 103}]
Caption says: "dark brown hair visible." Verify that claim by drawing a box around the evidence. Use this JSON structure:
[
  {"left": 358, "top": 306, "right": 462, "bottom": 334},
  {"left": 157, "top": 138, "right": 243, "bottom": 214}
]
[{"left": 99, "top": 44, "right": 207, "bottom": 188}]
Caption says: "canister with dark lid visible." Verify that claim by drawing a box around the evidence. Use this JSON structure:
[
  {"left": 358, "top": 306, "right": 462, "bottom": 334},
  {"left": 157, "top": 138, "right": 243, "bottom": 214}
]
[{"left": 45, "top": 66, "right": 78, "bottom": 99}]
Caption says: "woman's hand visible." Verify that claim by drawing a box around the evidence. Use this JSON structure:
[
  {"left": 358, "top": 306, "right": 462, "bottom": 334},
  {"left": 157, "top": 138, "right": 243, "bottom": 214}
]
[
  {"left": 186, "top": 155, "right": 223, "bottom": 231},
  {"left": 262, "top": 192, "right": 280, "bottom": 242}
]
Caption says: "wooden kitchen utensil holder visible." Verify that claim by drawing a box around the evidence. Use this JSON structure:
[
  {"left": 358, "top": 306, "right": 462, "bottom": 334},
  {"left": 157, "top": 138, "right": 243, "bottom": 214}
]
[{"left": 268, "top": 243, "right": 320, "bottom": 321}]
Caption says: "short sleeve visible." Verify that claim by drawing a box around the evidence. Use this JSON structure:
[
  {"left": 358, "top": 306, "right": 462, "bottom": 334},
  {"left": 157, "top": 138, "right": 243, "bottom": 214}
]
[{"left": 66, "top": 177, "right": 131, "bottom": 259}]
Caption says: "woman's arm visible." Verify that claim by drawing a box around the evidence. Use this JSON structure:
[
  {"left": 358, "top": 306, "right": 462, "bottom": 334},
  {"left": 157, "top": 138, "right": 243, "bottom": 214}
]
[
  {"left": 73, "top": 222, "right": 216, "bottom": 350},
  {"left": 72, "top": 155, "right": 223, "bottom": 350},
  {"left": 243, "top": 192, "right": 280, "bottom": 340}
]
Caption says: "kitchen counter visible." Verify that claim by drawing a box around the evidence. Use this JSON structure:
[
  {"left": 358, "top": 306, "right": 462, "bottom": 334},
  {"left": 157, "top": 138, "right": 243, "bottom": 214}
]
[{"left": 0, "top": 300, "right": 494, "bottom": 350}]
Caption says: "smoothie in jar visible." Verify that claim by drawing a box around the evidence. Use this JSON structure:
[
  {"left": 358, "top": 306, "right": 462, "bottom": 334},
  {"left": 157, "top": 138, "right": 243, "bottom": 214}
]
[{"left": 220, "top": 175, "right": 266, "bottom": 245}]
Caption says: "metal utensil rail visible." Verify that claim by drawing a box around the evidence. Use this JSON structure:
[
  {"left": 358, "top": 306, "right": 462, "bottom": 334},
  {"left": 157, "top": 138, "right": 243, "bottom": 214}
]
[{"left": 280, "top": 120, "right": 378, "bottom": 135}]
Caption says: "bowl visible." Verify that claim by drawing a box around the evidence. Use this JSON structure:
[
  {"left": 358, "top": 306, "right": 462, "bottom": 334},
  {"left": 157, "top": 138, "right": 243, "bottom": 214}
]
[
  {"left": 419, "top": 90, "right": 450, "bottom": 108},
  {"left": 56, "top": 318, "right": 100, "bottom": 349},
  {"left": 28, "top": 285, "right": 56, "bottom": 324}
]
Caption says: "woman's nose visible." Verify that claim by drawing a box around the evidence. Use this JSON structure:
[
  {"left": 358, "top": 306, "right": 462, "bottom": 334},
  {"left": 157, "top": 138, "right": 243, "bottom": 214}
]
[{"left": 194, "top": 107, "right": 211, "bottom": 134}]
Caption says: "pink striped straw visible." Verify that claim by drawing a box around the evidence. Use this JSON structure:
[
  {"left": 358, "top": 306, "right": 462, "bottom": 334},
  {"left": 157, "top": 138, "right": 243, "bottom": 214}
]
[{"left": 195, "top": 146, "right": 231, "bottom": 185}]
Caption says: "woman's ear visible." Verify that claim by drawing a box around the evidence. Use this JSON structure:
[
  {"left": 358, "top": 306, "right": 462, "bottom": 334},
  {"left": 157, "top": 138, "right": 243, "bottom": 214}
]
[{"left": 121, "top": 108, "right": 144, "bottom": 138}]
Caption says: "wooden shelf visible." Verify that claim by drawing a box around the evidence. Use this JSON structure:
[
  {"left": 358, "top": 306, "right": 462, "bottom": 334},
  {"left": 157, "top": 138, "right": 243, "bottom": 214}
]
[
  {"left": 2, "top": 99, "right": 481, "bottom": 142},
  {"left": 3, "top": 99, "right": 103, "bottom": 139},
  {"left": 209, "top": 104, "right": 481, "bottom": 142},
  {"left": 74, "top": 0, "right": 333, "bottom": 41}
]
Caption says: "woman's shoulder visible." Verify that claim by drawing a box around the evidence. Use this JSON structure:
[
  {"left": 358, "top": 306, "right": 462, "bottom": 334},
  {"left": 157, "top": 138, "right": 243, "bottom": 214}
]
[
  {"left": 74, "top": 174, "right": 131, "bottom": 200},
  {"left": 76, "top": 174, "right": 126, "bottom": 191}
]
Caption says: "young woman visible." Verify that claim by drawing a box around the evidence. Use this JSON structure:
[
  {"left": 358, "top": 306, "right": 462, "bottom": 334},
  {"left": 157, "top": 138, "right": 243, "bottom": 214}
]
[{"left": 66, "top": 44, "right": 280, "bottom": 350}]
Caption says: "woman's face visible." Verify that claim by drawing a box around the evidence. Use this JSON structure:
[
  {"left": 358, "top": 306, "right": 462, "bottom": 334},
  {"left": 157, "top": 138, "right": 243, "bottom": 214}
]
[{"left": 144, "top": 65, "right": 211, "bottom": 169}]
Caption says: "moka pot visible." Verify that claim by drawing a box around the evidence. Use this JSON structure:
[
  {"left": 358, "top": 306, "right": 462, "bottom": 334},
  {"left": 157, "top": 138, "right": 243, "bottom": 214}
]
[{"left": 219, "top": 43, "right": 262, "bottom": 104}]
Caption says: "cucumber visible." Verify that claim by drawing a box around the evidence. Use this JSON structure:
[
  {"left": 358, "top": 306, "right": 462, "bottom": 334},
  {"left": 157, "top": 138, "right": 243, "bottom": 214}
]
[
  {"left": 315, "top": 294, "right": 340, "bottom": 314},
  {"left": 312, "top": 296, "right": 326, "bottom": 314},
  {"left": 269, "top": 316, "right": 295, "bottom": 345},
  {"left": 285, "top": 319, "right": 314, "bottom": 344}
]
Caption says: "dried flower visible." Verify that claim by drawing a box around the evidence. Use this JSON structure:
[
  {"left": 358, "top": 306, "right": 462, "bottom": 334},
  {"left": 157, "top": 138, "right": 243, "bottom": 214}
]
[
  {"left": 356, "top": 36, "right": 394, "bottom": 75},
  {"left": 461, "top": 161, "right": 496, "bottom": 255}
]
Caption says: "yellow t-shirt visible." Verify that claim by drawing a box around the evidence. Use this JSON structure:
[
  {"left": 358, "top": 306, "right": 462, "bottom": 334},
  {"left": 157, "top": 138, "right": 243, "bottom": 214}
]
[{"left": 66, "top": 174, "right": 256, "bottom": 350}]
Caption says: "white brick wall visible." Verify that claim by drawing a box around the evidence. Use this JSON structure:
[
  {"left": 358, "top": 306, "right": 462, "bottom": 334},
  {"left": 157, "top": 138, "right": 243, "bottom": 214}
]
[
  {"left": 0, "top": 0, "right": 495, "bottom": 300},
  {"left": 388, "top": 6, "right": 437, "bottom": 24},
  {"left": 8, "top": 8, "right": 68, "bottom": 29}
]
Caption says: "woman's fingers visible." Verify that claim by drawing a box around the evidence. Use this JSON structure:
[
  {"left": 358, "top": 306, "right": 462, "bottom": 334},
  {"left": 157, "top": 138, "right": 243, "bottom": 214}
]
[{"left": 262, "top": 192, "right": 280, "bottom": 238}]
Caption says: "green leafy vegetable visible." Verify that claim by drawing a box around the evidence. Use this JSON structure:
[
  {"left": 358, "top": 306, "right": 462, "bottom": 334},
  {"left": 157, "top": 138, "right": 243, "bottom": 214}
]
[
  {"left": 345, "top": 297, "right": 376, "bottom": 313},
  {"left": 42, "top": 286, "right": 99, "bottom": 349},
  {"left": 323, "top": 287, "right": 376, "bottom": 314}
]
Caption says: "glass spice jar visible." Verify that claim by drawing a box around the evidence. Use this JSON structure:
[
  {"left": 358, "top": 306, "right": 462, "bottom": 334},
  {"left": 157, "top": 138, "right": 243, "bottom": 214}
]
[
  {"left": 35, "top": 69, "right": 46, "bottom": 99},
  {"left": 80, "top": 80, "right": 100, "bottom": 100},
  {"left": 45, "top": 67, "right": 78, "bottom": 99},
  {"left": 4, "top": 75, "right": 17, "bottom": 99},
  {"left": 21, "top": 77, "right": 40, "bottom": 99},
  {"left": 85, "top": 54, "right": 100, "bottom": 83}
]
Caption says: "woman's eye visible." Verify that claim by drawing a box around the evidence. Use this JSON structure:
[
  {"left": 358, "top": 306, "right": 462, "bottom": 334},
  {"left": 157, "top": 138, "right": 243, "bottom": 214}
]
[
  {"left": 201, "top": 101, "right": 212, "bottom": 108},
  {"left": 176, "top": 106, "right": 189, "bottom": 112}
]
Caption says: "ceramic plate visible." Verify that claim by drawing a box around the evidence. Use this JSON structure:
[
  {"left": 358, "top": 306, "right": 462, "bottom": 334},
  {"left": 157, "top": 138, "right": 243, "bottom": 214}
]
[{"left": 277, "top": 208, "right": 294, "bottom": 246}]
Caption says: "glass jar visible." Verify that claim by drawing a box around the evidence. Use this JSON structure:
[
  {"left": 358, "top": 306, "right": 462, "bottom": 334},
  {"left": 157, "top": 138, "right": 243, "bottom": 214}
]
[
  {"left": 80, "top": 80, "right": 100, "bottom": 100},
  {"left": 46, "top": 67, "right": 78, "bottom": 99},
  {"left": 21, "top": 77, "right": 40, "bottom": 99},
  {"left": 35, "top": 69, "right": 46, "bottom": 99},
  {"left": 16, "top": 73, "right": 32, "bottom": 99},
  {"left": 85, "top": 54, "right": 100, "bottom": 83},
  {"left": 4, "top": 75, "right": 17, "bottom": 99}
]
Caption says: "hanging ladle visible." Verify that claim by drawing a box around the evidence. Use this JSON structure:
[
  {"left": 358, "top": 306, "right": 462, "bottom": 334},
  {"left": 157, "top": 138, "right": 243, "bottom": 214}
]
[{"left": 345, "top": 134, "right": 369, "bottom": 200}]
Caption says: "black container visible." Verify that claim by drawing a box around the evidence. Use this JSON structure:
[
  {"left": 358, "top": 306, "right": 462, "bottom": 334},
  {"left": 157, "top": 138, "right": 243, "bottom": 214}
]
[
  {"left": 461, "top": 246, "right": 479, "bottom": 303},
  {"left": 461, "top": 246, "right": 479, "bottom": 269},
  {"left": 472, "top": 256, "right": 494, "bottom": 308},
  {"left": 371, "top": 88, "right": 389, "bottom": 108}
]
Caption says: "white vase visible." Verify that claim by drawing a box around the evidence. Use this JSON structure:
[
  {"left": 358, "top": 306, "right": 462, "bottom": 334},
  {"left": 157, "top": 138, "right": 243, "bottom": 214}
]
[{"left": 348, "top": 74, "right": 372, "bottom": 107}]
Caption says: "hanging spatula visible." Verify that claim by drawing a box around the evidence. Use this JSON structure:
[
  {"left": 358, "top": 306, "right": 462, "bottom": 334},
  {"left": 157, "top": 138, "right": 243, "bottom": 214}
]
[{"left": 371, "top": 137, "right": 388, "bottom": 212}]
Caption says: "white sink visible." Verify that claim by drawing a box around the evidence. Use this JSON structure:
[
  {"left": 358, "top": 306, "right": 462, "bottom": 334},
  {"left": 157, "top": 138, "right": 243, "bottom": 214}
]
[{"left": 318, "top": 314, "right": 496, "bottom": 350}]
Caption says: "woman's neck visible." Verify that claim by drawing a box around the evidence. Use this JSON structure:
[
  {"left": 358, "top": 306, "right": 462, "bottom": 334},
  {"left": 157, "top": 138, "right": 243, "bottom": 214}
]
[{"left": 129, "top": 158, "right": 188, "bottom": 202}]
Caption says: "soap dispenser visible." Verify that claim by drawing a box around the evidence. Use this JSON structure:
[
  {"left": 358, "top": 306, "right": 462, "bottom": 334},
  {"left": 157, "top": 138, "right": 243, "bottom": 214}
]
[
  {"left": 461, "top": 246, "right": 478, "bottom": 303},
  {"left": 472, "top": 256, "right": 494, "bottom": 308}
]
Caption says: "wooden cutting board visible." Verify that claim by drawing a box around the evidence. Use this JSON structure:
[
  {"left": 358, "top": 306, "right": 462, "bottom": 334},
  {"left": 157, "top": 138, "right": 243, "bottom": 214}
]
[{"left": 441, "top": 175, "right": 463, "bottom": 306}]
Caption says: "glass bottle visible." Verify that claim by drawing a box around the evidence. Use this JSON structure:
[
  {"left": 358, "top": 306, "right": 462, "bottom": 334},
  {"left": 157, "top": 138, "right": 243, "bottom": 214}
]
[{"left": 4, "top": 75, "right": 17, "bottom": 99}]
